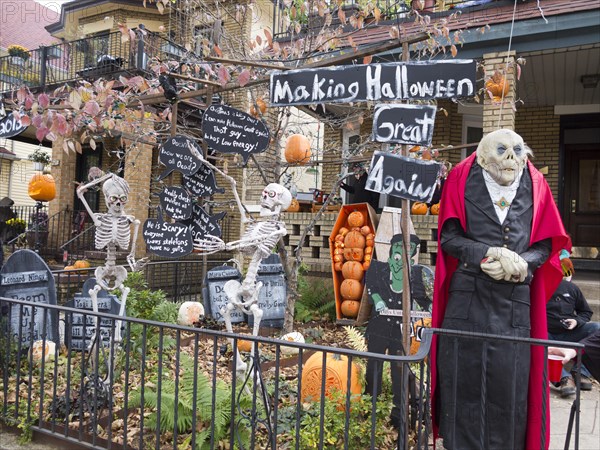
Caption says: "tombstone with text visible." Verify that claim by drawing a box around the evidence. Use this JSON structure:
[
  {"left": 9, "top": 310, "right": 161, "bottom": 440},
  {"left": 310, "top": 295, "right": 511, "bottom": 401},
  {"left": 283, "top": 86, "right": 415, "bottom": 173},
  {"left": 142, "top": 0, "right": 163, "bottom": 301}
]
[
  {"left": 0, "top": 250, "right": 58, "bottom": 347},
  {"left": 247, "top": 254, "right": 287, "bottom": 329},
  {"left": 203, "top": 265, "right": 244, "bottom": 323},
  {"left": 64, "top": 278, "right": 124, "bottom": 351}
]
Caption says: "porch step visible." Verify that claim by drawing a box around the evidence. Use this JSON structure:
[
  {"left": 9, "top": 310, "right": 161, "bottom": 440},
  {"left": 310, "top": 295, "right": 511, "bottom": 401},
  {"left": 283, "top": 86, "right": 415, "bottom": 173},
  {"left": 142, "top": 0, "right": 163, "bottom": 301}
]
[{"left": 572, "top": 271, "right": 600, "bottom": 320}]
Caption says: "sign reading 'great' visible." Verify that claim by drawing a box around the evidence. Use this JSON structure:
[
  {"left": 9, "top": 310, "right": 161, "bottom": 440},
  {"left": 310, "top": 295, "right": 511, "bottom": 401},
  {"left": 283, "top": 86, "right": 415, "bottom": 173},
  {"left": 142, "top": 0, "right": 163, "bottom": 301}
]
[{"left": 270, "top": 60, "right": 476, "bottom": 106}]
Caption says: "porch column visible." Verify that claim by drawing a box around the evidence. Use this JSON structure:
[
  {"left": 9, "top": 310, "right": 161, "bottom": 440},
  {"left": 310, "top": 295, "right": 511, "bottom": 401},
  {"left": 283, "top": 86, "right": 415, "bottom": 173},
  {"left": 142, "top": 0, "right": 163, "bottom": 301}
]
[
  {"left": 48, "top": 140, "right": 77, "bottom": 248},
  {"left": 483, "top": 51, "right": 517, "bottom": 133}
]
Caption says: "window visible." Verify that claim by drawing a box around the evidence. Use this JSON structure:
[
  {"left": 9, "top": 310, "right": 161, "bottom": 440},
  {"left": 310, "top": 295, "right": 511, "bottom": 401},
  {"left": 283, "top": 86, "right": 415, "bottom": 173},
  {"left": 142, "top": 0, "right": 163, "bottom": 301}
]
[{"left": 461, "top": 115, "right": 483, "bottom": 159}]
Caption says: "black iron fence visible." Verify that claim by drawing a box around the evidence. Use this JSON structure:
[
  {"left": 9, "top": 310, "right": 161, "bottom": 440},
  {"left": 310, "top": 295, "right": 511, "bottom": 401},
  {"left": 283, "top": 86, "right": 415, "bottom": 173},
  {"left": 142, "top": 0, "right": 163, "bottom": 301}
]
[{"left": 0, "top": 295, "right": 586, "bottom": 450}]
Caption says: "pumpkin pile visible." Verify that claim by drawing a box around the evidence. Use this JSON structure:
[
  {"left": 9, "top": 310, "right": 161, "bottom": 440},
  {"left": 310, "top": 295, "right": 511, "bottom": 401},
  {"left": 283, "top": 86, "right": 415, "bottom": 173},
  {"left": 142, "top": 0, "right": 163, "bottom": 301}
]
[{"left": 332, "top": 210, "right": 374, "bottom": 319}]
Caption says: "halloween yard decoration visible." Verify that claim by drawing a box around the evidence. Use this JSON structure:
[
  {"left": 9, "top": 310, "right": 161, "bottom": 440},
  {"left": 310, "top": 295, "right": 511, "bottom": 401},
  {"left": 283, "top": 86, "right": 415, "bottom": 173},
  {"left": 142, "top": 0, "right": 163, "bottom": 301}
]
[
  {"left": 431, "top": 129, "right": 570, "bottom": 450},
  {"left": 191, "top": 146, "right": 291, "bottom": 379}
]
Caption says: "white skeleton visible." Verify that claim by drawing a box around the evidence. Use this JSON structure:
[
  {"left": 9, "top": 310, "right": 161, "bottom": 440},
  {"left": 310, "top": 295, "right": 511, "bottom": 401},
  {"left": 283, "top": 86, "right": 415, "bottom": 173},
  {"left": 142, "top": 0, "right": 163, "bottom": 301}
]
[
  {"left": 76, "top": 173, "right": 144, "bottom": 355},
  {"left": 190, "top": 147, "right": 291, "bottom": 378}
]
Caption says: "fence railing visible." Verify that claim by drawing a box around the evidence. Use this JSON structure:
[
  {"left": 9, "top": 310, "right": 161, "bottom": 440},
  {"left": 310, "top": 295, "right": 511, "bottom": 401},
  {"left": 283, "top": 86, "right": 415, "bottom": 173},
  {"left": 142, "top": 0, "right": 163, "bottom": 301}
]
[
  {"left": 0, "top": 296, "right": 585, "bottom": 450},
  {"left": 0, "top": 27, "right": 188, "bottom": 94}
]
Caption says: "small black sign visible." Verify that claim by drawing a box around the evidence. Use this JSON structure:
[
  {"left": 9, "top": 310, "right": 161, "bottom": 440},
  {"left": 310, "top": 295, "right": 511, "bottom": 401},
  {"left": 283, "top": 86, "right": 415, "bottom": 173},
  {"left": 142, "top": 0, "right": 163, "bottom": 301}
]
[
  {"left": 0, "top": 114, "right": 27, "bottom": 139},
  {"left": 372, "top": 104, "right": 436, "bottom": 146},
  {"left": 201, "top": 105, "right": 270, "bottom": 163},
  {"left": 143, "top": 209, "right": 193, "bottom": 258},
  {"left": 247, "top": 254, "right": 287, "bottom": 328},
  {"left": 0, "top": 250, "right": 58, "bottom": 347},
  {"left": 64, "top": 278, "right": 124, "bottom": 351},
  {"left": 182, "top": 204, "right": 226, "bottom": 242},
  {"left": 158, "top": 135, "right": 202, "bottom": 180},
  {"left": 365, "top": 151, "right": 442, "bottom": 203},
  {"left": 270, "top": 60, "right": 477, "bottom": 106},
  {"left": 202, "top": 265, "right": 245, "bottom": 323},
  {"left": 158, "top": 186, "right": 193, "bottom": 220},
  {"left": 183, "top": 164, "right": 225, "bottom": 198}
]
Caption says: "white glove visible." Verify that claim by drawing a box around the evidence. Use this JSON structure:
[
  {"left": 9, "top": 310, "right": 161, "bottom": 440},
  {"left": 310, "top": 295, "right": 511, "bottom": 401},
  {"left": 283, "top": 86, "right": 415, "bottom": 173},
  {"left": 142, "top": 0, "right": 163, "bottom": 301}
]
[
  {"left": 485, "top": 247, "right": 528, "bottom": 283},
  {"left": 480, "top": 257, "right": 504, "bottom": 280}
]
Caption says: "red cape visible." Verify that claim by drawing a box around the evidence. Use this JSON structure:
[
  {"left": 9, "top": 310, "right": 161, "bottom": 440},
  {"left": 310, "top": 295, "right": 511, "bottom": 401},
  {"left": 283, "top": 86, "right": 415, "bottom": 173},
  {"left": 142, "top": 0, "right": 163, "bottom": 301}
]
[{"left": 430, "top": 153, "right": 570, "bottom": 449}]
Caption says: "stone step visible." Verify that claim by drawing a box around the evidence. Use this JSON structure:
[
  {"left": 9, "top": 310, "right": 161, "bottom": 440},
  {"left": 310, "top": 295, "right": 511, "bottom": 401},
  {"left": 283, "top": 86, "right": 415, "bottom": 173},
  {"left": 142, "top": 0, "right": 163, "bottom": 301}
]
[{"left": 572, "top": 272, "right": 600, "bottom": 319}]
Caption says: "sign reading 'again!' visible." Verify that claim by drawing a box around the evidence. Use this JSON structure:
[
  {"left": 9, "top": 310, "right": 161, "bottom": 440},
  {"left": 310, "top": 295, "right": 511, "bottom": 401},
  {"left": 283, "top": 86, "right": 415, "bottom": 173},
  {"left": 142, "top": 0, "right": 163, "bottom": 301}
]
[{"left": 270, "top": 60, "right": 476, "bottom": 106}]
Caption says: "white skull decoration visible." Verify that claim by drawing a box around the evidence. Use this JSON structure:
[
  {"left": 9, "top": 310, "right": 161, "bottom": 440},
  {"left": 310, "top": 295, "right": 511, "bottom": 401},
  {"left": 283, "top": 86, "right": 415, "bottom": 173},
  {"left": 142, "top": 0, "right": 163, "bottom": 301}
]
[
  {"left": 260, "top": 183, "right": 292, "bottom": 217},
  {"left": 102, "top": 175, "right": 130, "bottom": 215},
  {"left": 476, "top": 129, "right": 531, "bottom": 186}
]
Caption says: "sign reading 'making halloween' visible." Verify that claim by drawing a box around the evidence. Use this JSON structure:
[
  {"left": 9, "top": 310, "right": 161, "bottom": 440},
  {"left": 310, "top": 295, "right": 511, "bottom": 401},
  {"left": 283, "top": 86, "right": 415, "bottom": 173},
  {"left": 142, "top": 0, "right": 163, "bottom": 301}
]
[{"left": 270, "top": 60, "right": 476, "bottom": 106}]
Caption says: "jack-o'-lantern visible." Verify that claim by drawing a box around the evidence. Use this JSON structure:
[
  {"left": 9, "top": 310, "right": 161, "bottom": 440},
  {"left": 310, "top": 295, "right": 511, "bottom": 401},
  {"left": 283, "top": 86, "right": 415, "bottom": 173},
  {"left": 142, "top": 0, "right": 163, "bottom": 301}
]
[
  {"left": 287, "top": 198, "right": 300, "bottom": 212},
  {"left": 285, "top": 134, "right": 311, "bottom": 165},
  {"left": 342, "top": 261, "right": 364, "bottom": 281},
  {"left": 411, "top": 202, "right": 428, "bottom": 215},
  {"left": 300, "top": 352, "right": 362, "bottom": 403},
  {"left": 340, "top": 278, "right": 363, "bottom": 301},
  {"left": 28, "top": 173, "right": 56, "bottom": 202},
  {"left": 430, "top": 203, "right": 440, "bottom": 215},
  {"left": 344, "top": 230, "right": 365, "bottom": 249},
  {"left": 485, "top": 71, "right": 510, "bottom": 101},
  {"left": 341, "top": 300, "right": 361, "bottom": 318},
  {"left": 347, "top": 211, "right": 365, "bottom": 228}
]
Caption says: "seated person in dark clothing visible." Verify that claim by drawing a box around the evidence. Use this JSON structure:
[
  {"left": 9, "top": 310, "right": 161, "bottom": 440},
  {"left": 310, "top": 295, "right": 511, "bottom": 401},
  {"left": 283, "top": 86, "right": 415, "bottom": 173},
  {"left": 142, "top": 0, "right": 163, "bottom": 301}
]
[{"left": 340, "top": 162, "right": 380, "bottom": 212}]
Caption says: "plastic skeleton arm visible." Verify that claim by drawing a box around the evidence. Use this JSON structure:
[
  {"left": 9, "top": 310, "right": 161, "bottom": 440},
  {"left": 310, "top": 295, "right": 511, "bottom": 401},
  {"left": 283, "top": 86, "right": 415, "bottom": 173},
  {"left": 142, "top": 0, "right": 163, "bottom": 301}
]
[
  {"left": 76, "top": 173, "right": 115, "bottom": 227},
  {"left": 125, "top": 215, "right": 143, "bottom": 272}
]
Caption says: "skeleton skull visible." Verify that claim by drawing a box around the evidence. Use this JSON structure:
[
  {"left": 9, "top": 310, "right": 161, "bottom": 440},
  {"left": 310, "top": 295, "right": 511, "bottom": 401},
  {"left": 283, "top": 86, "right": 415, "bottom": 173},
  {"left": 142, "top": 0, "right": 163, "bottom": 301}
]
[
  {"left": 260, "top": 183, "right": 292, "bottom": 217},
  {"left": 476, "top": 129, "right": 531, "bottom": 186},
  {"left": 102, "top": 174, "right": 130, "bottom": 215}
]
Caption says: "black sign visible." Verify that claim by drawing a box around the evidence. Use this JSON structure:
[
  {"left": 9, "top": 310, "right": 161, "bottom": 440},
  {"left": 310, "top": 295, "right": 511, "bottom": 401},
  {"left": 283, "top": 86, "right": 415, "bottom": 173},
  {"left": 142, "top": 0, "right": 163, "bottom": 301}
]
[
  {"left": 270, "top": 60, "right": 476, "bottom": 106},
  {"left": 182, "top": 204, "right": 226, "bottom": 242},
  {"left": 202, "top": 265, "right": 245, "bottom": 323},
  {"left": 158, "top": 186, "right": 193, "bottom": 220},
  {"left": 183, "top": 164, "right": 225, "bottom": 198},
  {"left": 201, "top": 105, "right": 270, "bottom": 163},
  {"left": 247, "top": 254, "right": 287, "bottom": 328},
  {"left": 0, "top": 250, "right": 58, "bottom": 347},
  {"left": 0, "top": 114, "right": 27, "bottom": 138},
  {"left": 158, "top": 135, "right": 202, "bottom": 180},
  {"left": 64, "top": 278, "right": 124, "bottom": 351},
  {"left": 365, "top": 151, "right": 442, "bottom": 203},
  {"left": 372, "top": 104, "right": 437, "bottom": 146},
  {"left": 143, "top": 209, "right": 193, "bottom": 258}
]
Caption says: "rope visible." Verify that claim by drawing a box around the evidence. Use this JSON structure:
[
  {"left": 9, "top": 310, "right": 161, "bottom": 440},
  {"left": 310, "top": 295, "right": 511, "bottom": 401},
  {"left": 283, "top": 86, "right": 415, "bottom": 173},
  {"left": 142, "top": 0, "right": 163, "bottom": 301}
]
[{"left": 496, "top": 0, "right": 519, "bottom": 129}]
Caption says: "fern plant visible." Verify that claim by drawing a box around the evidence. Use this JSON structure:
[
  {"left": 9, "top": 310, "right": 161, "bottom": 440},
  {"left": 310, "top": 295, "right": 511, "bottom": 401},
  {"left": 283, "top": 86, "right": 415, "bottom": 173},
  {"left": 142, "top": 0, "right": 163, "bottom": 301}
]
[{"left": 295, "top": 265, "right": 336, "bottom": 322}]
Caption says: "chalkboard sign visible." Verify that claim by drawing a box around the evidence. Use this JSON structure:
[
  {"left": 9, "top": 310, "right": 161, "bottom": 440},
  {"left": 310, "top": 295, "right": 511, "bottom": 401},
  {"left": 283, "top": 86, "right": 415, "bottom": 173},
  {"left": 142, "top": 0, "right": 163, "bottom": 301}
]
[
  {"left": 0, "top": 250, "right": 58, "bottom": 347},
  {"left": 247, "top": 254, "right": 287, "bottom": 329},
  {"left": 202, "top": 265, "right": 244, "bottom": 323},
  {"left": 64, "top": 278, "right": 124, "bottom": 351},
  {"left": 158, "top": 186, "right": 193, "bottom": 220},
  {"left": 372, "top": 104, "right": 436, "bottom": 146},
  {"left": 365, "top": 151, "right": 442, "bottom": 203},
  {"left": 183, "top": 163, "right": 225, "bottom": 198},
  {"left": 270, "top": 60, "right": 477, "bottom": 106},
  {"left": 143, "top": 209, "right": 193, "bottom": 258},
  {"left": 182, "top": 204, "right": 226, "bottom": 242},
  {"left": 0, "top": 114, "right": 27, "bottom": 138},
  {"left": 201, "top": 105, "right": 270, "bottom": 163},
  {"left": 158, "top": 135, "right": 202, "bottom": 180}
]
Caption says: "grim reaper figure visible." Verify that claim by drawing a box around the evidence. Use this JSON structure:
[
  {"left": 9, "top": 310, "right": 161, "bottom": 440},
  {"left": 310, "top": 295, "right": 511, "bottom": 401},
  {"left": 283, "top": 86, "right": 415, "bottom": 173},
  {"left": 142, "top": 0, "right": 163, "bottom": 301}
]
[
  {"left": 190, "top": 148, "right": 291, "bottom": 378},
  {"left": 431, "top": 129, "right": 569, "bottom": 450}
]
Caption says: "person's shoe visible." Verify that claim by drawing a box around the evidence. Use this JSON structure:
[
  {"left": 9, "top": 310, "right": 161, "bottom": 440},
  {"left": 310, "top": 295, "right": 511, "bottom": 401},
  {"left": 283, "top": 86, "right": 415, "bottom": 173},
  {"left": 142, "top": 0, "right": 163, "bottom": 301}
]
[
  {"left": 560, "top": 376, "right": 576, "bottom": 398},
  {"left": 577, "top": 375, "right": 593, "bottom": 391}
]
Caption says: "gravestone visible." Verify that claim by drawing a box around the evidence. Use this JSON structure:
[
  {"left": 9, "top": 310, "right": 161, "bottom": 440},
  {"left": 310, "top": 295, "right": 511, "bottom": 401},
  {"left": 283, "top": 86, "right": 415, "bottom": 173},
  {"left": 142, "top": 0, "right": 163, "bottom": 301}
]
[
  {"left": 64, "top": 278, "right": 124, "bottom": 351},
  {"left": 202, "top": 265, "right": 244, "bottom": 323},
  {"left": 247, "top": 254, "right": 287, "bottom": 328},
  {"left": 0, "top": 249, "right": 58, "bottom": 347}
]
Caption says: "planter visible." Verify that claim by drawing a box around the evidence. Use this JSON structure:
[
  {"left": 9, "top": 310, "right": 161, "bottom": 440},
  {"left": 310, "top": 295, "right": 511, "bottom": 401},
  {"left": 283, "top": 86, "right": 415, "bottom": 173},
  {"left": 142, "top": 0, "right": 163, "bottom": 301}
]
[
  {"left": 46, "top": 46, "right": 63, "bottom": 60},
  {"left": 32, "top": 162, "right": 46, "bottom": 171}
]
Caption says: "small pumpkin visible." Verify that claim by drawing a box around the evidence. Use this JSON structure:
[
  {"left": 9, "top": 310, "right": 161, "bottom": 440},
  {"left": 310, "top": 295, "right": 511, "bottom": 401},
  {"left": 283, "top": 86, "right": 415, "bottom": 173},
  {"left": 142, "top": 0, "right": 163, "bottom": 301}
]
[
  {"left": 280, "top": 331, "right": 305, "bottom": 355},
  {"left": 300, "top": 352, "right": 362, "bottom": 403},
  {"left": 347, "top": 211, "right": 365, "bottom": 228},
  {"left": 344, "top": 230, "right": 366, "bottom": 249},
  {"left": 485, "top": 71, "right": 510, "bottom": 101},
  {"left": 334, "top": 261, "right": 343, "bottom": 272},
  {"left": 411, "top": 202, "right": 428, "bottom": 215},
  {"left": 430, "top": 203, "right": 440, "bottom": 215},
  {"left": 249, "top": 98, "right": 267, "bottom": 117},
  {"left": 340, "top": 278, "right": 363, "bottom": 301},
  {"left": 338, "top": 227, "right": 349, "bottom": 237},
  {"left": 410, "top": 318, "right": 432, "bottom": 356},
  {"left": 360, "top": 225, "right": 371, "bottom": 236},
  {"left": 342, "top": 261, "right": 365, "bottom": 281},
  {"left": 28, "top": 173, "right": 56, "bottom": 202},
  {"left": 237, "top": 339, "right": 257, "bottom": 353},
  {"left": 341, "top": 300, "right": 361, "bottom": 318},
  {"left": 64, "top": 265, "right": 75, "bottom": 270},
  {"left": 285, "top": 134, "right": 311, "bottom": 165},
  {"left": 287, "top": 198, "right": 300, "bottom": 212},
  {"left": 343, "top": 247, "right": 364, "bottom": 262},
  {"left": 73, "top": 260, "right": 91, "bottom": 269}
]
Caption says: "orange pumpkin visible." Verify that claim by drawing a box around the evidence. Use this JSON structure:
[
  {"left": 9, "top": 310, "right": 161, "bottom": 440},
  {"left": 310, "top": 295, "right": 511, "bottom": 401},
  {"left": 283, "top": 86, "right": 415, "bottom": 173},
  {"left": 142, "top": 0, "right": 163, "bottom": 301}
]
[
  {"left": 360, "top": 225, "right": 371, "bottom": 236},
  {"left": 334, "top": 261, "right": 343, "bottom": 272},
  {"left": 343, "top": 247, "right": 364, "bottom": 262},
  {"left": 73, "top": 260, "right": 91, "bottom": 269},
  {"left": 287, "top": 198, "right": 300, "bottom": 212},
  {"left": 347, "top": 211, "right": 365, "bottom": 228},
  {"left": 341, "top": 261, "right": 364, "bottom": 281},
  {"left": 338, "top": 227, "right": 349, "bottom": 237},
  {"left": 411, "top": 202, "right": 428, "bottom": 215},
  {"left": 300, "top": 352, "right": 362, "bottom": 403},
  {"left": 362, "top": 260, "right": 371, "bottom": 270},
  {"left": 341, "top": 300, "right": 361, "bottom": 318},
  {"left": 344, "top": 230, "right": 365, "bottom": 249},
  {"left": 485, "top": 71, "right": 509, "bottom": 101},
  {"left": 237, "top": 339, "right": 258, "bottom": 353},
  {"left": 249, "top": 98, "right": 267, "bottom": 117},
  {"left": 285, "top": 134, "right": 311, "bottom": 165},
  {"left": 64, "top": 265, "right": 75, "bottom": 270},
  {"left": 430, "top": 203, "right": 440, "bottom": 215},
  {"left": 410, "top": 318, "right": 432, "bottom": 356},
  {"left": 28, "top": 173, "right": 56, "bottom": 202},
  {"left": 340, "top": 279, "right": 363, "bottom": 301}
]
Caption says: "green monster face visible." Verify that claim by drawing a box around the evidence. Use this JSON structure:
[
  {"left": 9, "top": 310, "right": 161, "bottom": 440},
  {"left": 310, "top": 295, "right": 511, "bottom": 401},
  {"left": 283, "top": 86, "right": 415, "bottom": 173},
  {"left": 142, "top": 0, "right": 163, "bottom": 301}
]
[{"left": 388, "top": 240, "right": 418, "bottom": 287}]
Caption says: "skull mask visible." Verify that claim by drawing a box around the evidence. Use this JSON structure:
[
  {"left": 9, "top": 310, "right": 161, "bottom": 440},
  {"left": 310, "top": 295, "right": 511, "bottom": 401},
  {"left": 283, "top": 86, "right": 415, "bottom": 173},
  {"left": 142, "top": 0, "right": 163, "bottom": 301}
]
[
  {"left": 260, "top": 183, "right": 292, "bottom": 217},
  {"left": 476, "top": 129, "right": 531, "bottom": 186},
  {"left": 102, "top": 174, "right": 130, "bottom": 215}
]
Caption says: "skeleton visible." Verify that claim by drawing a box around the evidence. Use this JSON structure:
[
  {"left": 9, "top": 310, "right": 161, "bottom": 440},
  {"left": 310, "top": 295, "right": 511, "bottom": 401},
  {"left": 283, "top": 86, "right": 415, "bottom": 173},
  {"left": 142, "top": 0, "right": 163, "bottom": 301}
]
[
  {"left": 190, "top": 146, "right": 291, "bottom": 378},
  {"left": 76, "top": 172, "right": 144, "bottom": 368}
]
